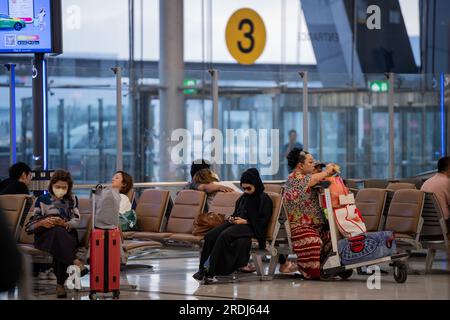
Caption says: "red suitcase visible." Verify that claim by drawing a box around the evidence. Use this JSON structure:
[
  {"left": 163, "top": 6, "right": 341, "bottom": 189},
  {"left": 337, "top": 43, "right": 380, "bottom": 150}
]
[{"left": 89, "top": 187, "right": 121, "bottom": 299}]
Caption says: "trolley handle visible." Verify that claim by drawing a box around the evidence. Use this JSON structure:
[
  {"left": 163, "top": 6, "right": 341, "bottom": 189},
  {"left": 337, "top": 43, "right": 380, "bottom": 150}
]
[{"left": 90, "top": 184, "right": 103, "bottom": 230}]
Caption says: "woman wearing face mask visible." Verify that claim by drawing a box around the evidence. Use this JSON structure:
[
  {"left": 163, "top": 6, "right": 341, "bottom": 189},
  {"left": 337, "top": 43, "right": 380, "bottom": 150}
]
[
  {"left": 193, "top": 168, "right": 273, "bottom": 284},
  {"left": 26, "top": 169, "right": 86, "bottom": 298},
  {"left": 283, "top": 148, "right": 338, "bottom": 280}
]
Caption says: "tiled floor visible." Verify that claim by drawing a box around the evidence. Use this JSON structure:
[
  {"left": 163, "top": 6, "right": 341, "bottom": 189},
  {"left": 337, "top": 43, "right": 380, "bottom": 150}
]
[{"left": 14, "top": 249, "right": 450, "bottom": 300}]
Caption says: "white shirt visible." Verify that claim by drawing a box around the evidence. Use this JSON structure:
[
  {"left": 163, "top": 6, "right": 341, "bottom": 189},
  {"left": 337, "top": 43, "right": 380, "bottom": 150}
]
[{"left": 119, "top": 193, "right": 132, "bottom": 214}]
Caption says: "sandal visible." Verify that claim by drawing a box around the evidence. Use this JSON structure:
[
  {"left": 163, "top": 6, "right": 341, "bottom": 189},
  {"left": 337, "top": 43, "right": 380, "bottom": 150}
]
[
  {"left": 279, "top": 261, "right": 298, "bottom": 274},
  {"left": 56, "top": 285, "right": 67, "bottom": 299},
  {"left": 239, "top": 263, "right": 256, "bottom": 273}
]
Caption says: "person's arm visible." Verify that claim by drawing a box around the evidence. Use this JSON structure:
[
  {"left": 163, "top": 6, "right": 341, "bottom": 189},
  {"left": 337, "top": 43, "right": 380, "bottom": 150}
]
[
  {"left": 66, "top": 196, "right": 81, "bottom": 229},
  {"left": 18, "top": 182, "right": 29, "bottom": 195},
  {"left": 227, "top": 196, "right": 242, "bottom": 222},
  {"left": 233, "top": 217, "right": 248, "bottom": 224},
  {"left": 197, "top": 183, "right": 233, "bottom": 193},
  {"left": 25, "top": 198, "right": 47, "bottom": 232},
  {"left": 55, "top": 196, "right": 81, "bottom": 229},
  {"left": 308, "top": 164, "right": 336, "bottom": 187},
  {"left": 0, "top": 208, "right": 22, "bottom": 291}
]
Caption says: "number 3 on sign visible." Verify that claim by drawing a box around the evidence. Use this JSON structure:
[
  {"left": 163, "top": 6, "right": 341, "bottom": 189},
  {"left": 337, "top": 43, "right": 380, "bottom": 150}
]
[{"left": 226, "top": 8, "right": 266, "bottom": 65}]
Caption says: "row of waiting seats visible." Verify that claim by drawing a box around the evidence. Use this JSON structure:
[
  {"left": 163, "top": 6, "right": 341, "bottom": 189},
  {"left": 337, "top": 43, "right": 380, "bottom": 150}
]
[
  {"left": 1, "top": 182, "right": 446, "bottom": 278},
  {"left": 0, "top": 185, "right": 285, "bottom": 280},
  {"left": 355, "top": 188, "right": 449, "bottom": 273},
  {"left": 346, "top": 179, "right": 425, "bottom": 190}
]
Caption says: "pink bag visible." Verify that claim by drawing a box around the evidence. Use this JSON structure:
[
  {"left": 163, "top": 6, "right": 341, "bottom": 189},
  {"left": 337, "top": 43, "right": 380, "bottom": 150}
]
[
  {"left": 334, "top": 204, "right": 367, "bottom": 238},
  {"left": 325, "top": 176, "right": 349, "bottom": 208}
]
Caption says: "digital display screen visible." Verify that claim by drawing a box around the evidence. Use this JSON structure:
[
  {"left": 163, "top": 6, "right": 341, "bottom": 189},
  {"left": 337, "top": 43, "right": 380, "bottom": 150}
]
[{"left": 0, "top": 0, "right": 53, "bottom": 53}]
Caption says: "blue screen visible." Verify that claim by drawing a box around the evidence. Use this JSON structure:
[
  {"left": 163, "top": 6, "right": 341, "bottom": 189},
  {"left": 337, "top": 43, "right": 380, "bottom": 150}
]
[{"left": 0, "top": 0, "right": 52, "bottom": 53}]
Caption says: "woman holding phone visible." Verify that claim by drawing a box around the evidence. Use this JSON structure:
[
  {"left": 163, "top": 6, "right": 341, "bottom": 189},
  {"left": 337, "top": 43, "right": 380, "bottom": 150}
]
[
  {"left": 192, "top": 168, "right": 273, "bottom": 284},
  {"left": 26, "top": 169, "right": 87, "bottom": 298}
]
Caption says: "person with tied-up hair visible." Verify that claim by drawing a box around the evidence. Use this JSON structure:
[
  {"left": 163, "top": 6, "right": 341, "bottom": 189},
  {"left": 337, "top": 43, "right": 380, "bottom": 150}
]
[
  {"left": 193, "top": 168, "right": 273, "bottom": 284},
  {"left": 25, "top": 169, "right": 87, "bottom": 298},
  {"left": 283, "top": 148, "right": 339, "bottom": 280}
]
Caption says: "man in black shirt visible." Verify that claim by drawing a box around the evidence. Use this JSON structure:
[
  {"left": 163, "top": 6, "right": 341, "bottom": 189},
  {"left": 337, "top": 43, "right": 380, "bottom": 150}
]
[{"left": 0, "top": 162, "right": 32, "bottom": 195}]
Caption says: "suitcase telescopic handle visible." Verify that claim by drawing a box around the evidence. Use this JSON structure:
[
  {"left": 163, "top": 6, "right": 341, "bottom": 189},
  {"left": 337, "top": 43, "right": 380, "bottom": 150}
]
[
  {"left": 91, "top": 184, "right": 102, "bottom": 230},
  {"left": 91, "top": 191, "right": 95, "bottom": 230}
]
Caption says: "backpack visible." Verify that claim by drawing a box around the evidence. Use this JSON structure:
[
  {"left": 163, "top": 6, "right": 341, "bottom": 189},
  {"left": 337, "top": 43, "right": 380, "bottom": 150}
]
[{"left": 91, "top": 184, "right": 121, "bottom": 229}]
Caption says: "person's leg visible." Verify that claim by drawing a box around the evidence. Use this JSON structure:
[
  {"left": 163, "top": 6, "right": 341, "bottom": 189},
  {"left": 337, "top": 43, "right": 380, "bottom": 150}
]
[
  {"left": 291, "top": 225, "right": 323, "bottom": 279},
  {"left": 207, "top": 225, "right": 253, "bottom": 277},
  {"left": 54, "top": 260, "right": 70, "bottom": 286},
  {"left": 278, "top": 254, "right": 298, "bottom": 273},
  {"left": 53, "top": 259, "right": 68, "bottom": 298},
  {"left": 193, "top": 222, "right": 232, "bottom": 281},
  {"left": 199, "top": 222, "right": 232, "bottom": 270}
]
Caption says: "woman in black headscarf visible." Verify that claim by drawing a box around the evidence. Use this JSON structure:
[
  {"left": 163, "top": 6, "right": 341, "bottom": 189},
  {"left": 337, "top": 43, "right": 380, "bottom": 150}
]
[{"left": 192, "top": 168, "right": 273, "bottom": 284}]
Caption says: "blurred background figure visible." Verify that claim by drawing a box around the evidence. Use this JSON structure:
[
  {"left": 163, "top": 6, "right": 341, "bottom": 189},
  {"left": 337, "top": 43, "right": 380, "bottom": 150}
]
[
  {"left": 0, "top": 207, "right": 22, "bottom": 293},
  {"left": 282, "top": 130, "right": 303, "bottom": 174},
  {"left": 0, "top": 162, "right": 32, "bottom": 195}
]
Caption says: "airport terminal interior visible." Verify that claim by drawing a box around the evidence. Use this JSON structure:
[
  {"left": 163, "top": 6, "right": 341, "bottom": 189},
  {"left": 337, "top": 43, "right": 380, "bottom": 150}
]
[{"left": 0, "top": 0, "right": 449, "bottom": 301}]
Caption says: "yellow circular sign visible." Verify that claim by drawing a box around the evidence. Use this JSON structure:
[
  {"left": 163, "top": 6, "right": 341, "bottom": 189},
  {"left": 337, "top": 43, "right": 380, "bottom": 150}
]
[{"left": 225, "top": 8, "right": 266, "bottom": 65}]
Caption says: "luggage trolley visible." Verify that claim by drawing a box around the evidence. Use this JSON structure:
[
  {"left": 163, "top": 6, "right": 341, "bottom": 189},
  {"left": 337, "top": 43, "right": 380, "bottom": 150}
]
[{"left": 319, "top": 188, "right": 409, "bottom": 283}]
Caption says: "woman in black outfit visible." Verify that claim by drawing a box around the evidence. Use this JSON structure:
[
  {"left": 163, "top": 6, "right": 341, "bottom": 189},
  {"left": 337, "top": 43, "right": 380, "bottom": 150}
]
[{"left": 193, "top": 168, "right": 273, "bottom": 284}]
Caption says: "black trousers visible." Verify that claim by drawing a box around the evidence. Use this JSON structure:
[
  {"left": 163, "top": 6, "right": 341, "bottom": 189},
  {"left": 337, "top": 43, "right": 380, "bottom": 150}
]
[
  {"left": 34, "top": 226, "right": 78, "bottom": 285},
  {"left": 34, "top": 226, "right": 78, "bottom": 265},
  {"left": 53, "top": 259, "right": 69, "bottom": 286},
  {"left": 200, "top": 222, "right": 254, "bottom": 276}
]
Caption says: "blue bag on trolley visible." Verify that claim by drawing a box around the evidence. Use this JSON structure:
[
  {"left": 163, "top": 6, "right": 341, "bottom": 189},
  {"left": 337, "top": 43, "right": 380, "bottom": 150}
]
[{"left": 338, "top": 231, "right": 397, "bottom": 265}]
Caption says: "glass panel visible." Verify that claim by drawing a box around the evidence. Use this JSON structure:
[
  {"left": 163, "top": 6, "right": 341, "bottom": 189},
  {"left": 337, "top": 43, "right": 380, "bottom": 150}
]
[
  {"left": 47, "top": 66, "right": 126, "bottom": 184},
  {"left": 0, "top": 66, "right": 9, "bottom": 177}
]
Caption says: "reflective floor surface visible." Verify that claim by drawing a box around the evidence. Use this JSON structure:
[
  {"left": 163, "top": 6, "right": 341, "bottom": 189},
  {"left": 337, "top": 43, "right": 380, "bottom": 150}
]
[{"left": 4, "top": 249, "right": 450, "bottom": 300}]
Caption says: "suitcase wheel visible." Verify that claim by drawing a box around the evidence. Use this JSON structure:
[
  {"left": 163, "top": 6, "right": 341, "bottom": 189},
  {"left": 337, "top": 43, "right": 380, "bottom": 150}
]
[
  {"left": 393, "top": 262, "right": 407, "bottom": 283},
  {"left": 338, "top": 269, "right": 353, "bottom": 280},
  {"left": 113, "top": 290, "right": 120, "bottom": 299}
]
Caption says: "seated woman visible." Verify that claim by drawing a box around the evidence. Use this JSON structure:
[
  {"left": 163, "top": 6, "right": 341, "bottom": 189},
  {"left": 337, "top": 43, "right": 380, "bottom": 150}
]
[
  {"left": 111, "top": 171, "right": 136, "bottom": 231},
  {"left": 193, "top": 168, "right": 273, "bottom": 284},
  {"left": 193, "top": 168, "right": 242, "bottom": 212},
  {"left": 193, "top": 168, "right": 221, "bottom": 212},
  {"left": 283, "top": 148, "right": 338, "bottom": 280},
  {"left": 185, "top": 160, "right": 234, "bottom": 213},
  {"left": 25, "top": 169, "right": 87, "bottom": 298}
]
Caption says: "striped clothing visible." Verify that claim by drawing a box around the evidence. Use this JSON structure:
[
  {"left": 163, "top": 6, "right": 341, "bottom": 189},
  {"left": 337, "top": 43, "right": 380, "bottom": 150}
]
[
  {"left": 27, "top": 194, "right": 80, "bottom": 232},
  {"left": 283, "top": 170, "right": 331, "bottom": 279}
]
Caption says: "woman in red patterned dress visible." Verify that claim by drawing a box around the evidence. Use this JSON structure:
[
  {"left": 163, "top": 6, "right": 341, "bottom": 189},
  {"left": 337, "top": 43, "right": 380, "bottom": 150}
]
[{"left": 283, "top": 148, "right": 339, "bottom": 279}]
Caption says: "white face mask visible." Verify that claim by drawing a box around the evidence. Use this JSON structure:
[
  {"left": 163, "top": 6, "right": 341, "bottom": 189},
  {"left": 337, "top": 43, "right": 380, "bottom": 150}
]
[{"left": 53, "top": 187, "right": 67, "bottom": 199}]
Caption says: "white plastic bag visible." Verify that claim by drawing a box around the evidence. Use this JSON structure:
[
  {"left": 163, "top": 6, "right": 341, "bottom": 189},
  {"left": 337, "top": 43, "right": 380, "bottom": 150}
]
[{"left": 334, "top": 204, "right": 367, "bottom": 238}]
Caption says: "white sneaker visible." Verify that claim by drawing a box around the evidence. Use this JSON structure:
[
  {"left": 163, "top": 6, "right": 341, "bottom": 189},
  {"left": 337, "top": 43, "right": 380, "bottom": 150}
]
[
  {"left": 204, "top": 276, "right": 219, "bottom": 285},
  {"left": 38, "top": 271, "right": 48, "bottom": 280},
  {"left": 47, "top": 269, "right": 57, "bottom": 281}
]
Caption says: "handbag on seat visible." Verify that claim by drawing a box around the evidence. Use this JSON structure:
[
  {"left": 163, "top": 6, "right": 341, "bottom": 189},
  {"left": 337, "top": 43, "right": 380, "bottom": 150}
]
[{"left": 192, "top": 212, "right": 225, "bottom": 236}]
